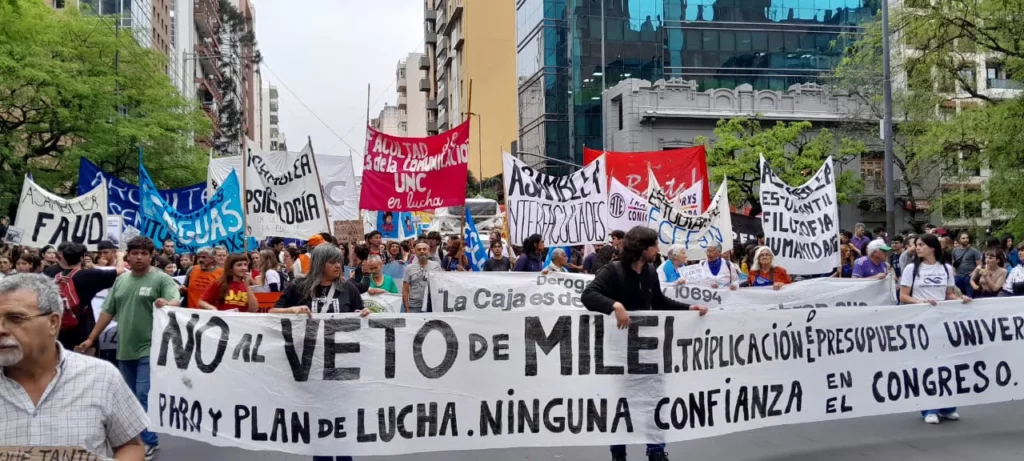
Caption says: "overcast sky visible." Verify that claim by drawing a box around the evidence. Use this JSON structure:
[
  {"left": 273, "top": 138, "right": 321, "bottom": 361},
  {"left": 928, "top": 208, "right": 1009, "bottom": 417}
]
[{"left": 254, "top": 0, "right": 422, "bottom": 165}]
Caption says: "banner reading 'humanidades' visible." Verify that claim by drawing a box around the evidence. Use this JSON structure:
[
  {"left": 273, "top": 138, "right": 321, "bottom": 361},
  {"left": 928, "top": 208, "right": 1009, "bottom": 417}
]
[
  {"left": 151, "top": 298, "right": 1024, "bottom": 456},
  {"left": 427, "top": 272, "right": 896, "bottom": 312},
  {"left": 14, "top": 176, "right": 108, "bottom": 250},
  {"left": 759, "top": 156, "right": 840, "bottom": 275},
  {"left": 503, "top": 153, "right": 609, "bottom": 246},
  {"left": 360, "top": 121, "right": 470, "bottom": 211}
]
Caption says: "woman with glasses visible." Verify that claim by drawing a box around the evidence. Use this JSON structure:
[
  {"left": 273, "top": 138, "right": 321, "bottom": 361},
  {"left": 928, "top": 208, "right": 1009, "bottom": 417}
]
[{"left": 748, "top": 246, "right": 792, "bottom": 290}]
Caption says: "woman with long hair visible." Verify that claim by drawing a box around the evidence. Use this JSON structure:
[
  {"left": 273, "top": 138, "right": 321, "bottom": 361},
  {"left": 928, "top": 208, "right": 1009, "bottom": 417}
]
[
  {"left": 442, "top": 239, "right": 469, "bottom": 272},
  {"left": 748, "top": 246, "right": 792, "bottom": 290},
  {"left": 899, "top": 233, "right": 970, "bottom": 425},
  {"left": 388, "top": 241, "right": 405, "bottom": 266},
  {"left": 40, "top": 245, "right": 57, "bottom": 268},
  {"left": 1003, "top": 234, "right": 1019, "bottom": 268},
  {"left": 833, "top": 243, "right": 856, "bottom": 278},
  {"left": 256, "top": 249, "right": 284, "bottom": 292},
  {"left": 198, "top": 254, "right": 258, "bottom": 312},
  {"left": 272, "top": 244, "right": 370, "bottom": 316},
  {"left": 513, "top": 234, "right": 546, "bottom": 272},
  {"left": 249, "top": 251, "right": 263, "bottom": 281},
  {"left": 970, "top": 249, "right": 1007, "bottom": 298}
]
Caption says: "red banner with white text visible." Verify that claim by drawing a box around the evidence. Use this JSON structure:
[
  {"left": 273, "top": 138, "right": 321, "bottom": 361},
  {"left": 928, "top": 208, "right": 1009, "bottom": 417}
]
[
  {"left": 583, "top": 146, "right": 710, "bottom": 209},
  {"left": 360, "top": 121, "right": 470, "bottom": 211}
]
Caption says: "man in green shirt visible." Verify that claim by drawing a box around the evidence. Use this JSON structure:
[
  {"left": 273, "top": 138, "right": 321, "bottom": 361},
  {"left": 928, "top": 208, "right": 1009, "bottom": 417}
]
[{"left": 78, "top": 236, "right": 180, "bottom": 460}]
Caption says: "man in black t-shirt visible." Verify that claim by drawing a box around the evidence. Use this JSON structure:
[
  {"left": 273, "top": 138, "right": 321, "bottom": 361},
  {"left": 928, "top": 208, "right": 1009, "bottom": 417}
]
[{"left": 53, "top": 241, "right": 124, "bottom": 350}]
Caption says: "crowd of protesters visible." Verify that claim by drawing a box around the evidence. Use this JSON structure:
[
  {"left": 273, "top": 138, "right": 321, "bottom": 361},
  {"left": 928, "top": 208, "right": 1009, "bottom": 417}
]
[{"left": 2, "top": 216, "right": 1024, "bottom": 461}]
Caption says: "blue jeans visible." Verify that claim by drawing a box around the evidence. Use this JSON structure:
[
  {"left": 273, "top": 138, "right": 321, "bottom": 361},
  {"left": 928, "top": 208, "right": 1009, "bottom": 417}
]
[
  {"left": 922, "top": 407, "right": 957, "bottom": 418},
  {"left": 955, "top": 276, "right": 974, "bottom": 298},
  {"left": 611, "top": 444, "right": 665, "bottom": 457},
  {"left": 313, "top": 457, "right": 353, "bottom": 461},
  {"left": 120, "top": 357, "right": 159, "bottom": 446}
]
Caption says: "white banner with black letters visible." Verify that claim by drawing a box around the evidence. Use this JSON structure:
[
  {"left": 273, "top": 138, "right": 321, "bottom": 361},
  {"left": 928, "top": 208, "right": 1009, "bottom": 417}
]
[
  {"left": 607, "top": 177, "right": 648, "bottom": 233},
  {"left": 647, "top": 171, "right": 732, "bottom": 260},
  {"left": 14, "top": 176, "right": 108, "bottom": 250},
  {"left": 428, "top": 272, "right": 896, "bottom": 312},
  {"left": 151, "top": 298, "right": 1024, "bottom": 456},
  {"left": 242, "top": 143, "right": 329, "bottom": 239},
  {"left": 503, "top": 153, "right": 609, "bottom": 246},
  {"left": 759, "top": 156, "right": 840, "bottom": 275}
]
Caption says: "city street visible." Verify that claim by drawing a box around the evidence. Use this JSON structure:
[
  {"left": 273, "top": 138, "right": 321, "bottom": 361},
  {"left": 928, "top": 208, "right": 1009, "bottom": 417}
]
[{"left": 160, "top": 401, "right": 1024, "bottom": 460}]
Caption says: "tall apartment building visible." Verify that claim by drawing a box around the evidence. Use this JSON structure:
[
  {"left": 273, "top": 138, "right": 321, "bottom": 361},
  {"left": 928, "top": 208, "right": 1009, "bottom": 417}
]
[
  {"left": 421, "top": 0, "right": 517, "bottom": 178},
  {"left": 396, "top": 53, "right": 429, "bottom": 137},
  {"left": 371, "top": 105, "right": 402, "bottom": 136},
  {"left": 516, "top": 0, "right": 874, "bottom": 173},
  {"left": 55, "top": 0, "right": 163, "bottom": 52},
  {"left": 261, "top": 84, "right": 287, "bottom": 151}
]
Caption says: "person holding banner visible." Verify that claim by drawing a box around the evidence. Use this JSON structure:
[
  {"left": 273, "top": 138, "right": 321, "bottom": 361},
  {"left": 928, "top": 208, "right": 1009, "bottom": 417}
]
[
  {"left": 198, "top": 254, "right": 259, "bottom": 312},
  {"left": 581, "top": 226, "right": 707, "bottom": 461},
  {"left": 271, "top": 244, "right": 370, "bottom": 317},
  {"left": 748, "top": 247, "right": 792, "bottom": 290},
  {"left": 696, "top": 242, "right": 739, "bottom": 290},
  {"left": 898, "top": 233, "right": 971, "bottom": 424},
  {"left": 656, "top": 244, "right": 687, "bottom": 284}
]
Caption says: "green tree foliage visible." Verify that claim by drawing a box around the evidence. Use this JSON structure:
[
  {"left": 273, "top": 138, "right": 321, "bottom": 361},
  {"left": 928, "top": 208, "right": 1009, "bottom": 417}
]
[
  {"left": 892, "top": 0, "right": 1024, "bottom": 235},
  {"left": 831, "top": 19, "right": 948, "bottom": 228},
  {"left": 0, "top": 0, "right": 211, "bottom": 215},
  {"left": 695, "top": 118, "right": 864, "bottom": 215},
  {"left": 466, "top": 170, "right": 502, "bottom": 201}
]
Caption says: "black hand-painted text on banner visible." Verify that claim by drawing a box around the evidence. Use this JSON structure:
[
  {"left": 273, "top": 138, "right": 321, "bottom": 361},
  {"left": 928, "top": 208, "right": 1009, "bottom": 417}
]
[
  {"left": 503, "top": 153, "right": 609, "bottom": 246},
  {"left": 14, "top": 175, "right": 108, "bottom": 251},
  {"left": 759, "top": 156, "right": 840, "bottom": 275},
  {"left": 146, "top": 295, "right": 1021, "bottom": 457}
]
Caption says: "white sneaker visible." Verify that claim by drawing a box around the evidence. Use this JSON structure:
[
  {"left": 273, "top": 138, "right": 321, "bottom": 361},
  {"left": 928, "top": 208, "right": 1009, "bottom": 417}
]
[
  {"left": 941, "top": 411, "right": 960, "bottom": 421},
  {"left": 924, "top": 413, "right": 940, "bottom": 424}
]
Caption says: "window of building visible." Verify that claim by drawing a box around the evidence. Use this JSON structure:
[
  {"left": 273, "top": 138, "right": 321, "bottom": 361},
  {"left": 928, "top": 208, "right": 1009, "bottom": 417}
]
[{"left": 616, "top": 97, "right": 623, "bottom": 130}]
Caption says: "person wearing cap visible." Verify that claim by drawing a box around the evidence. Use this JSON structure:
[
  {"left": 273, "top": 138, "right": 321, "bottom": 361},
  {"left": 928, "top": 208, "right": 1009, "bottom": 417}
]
[
  {"left": 852, "top": 239, "right": 892, "bottom": 280},
  {"left": 294, "top": 235, "right": 327, "bottom": 278},
  {"left": 96, "top": 240, "right": 120, "bottom": 268}
]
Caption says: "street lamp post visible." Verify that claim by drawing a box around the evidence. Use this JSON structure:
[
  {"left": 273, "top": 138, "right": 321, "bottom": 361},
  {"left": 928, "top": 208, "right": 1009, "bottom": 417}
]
[{"left": 881, "top": 0, "right": 896, "bottom": 237}]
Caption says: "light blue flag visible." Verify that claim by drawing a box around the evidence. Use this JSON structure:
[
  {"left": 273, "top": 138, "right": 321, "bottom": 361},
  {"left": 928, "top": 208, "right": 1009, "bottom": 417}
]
[
  {"left": 139, "top": 157, "right": 255, "bottom": 253},
  {"left": 463, "top": 207, "right": 489, "bottom": 272}
]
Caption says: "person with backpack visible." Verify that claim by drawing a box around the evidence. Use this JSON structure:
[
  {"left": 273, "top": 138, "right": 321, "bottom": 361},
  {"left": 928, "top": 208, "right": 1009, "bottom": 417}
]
[
  {"left": 53, "top": 241, "right": 124, "bottom": 351},
  {"left": 899, "top": 233, "right": 971, "bottom": 425}
]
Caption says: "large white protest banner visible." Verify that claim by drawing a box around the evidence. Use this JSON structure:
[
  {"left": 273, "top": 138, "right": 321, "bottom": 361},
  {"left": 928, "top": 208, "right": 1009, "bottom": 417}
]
[
  {"left": 209, "top": 151, "right": 360, "bottom": 223},
  {"left": 151, "top": 298, "right": 1024, "bottom": 456},
  {"left": 243, "top": 143, "right": 330, "bottom": 239},
  {"left": 428, "top": 272, "right": 895, "bottom": 312},
  {"left": 14, "top": 176, "right": 108, "bottom": 250},
  {"left": 503, "top": 153, "right": 608, "bottom": 246},
  {"left": 361, "top": 293, "right": 403, "bottom": 313},
  {"left": 607, "top": 177, "right": 648, "bottom": 233},
  {"left": 760, "top": 156, "right": 840, "bottom": 275},
  {"left": 647, "top": 171, "right": 732, "bottom": 259}
]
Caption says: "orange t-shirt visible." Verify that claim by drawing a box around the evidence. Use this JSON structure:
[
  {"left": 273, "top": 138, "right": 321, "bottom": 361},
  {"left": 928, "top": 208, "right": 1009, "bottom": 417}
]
[
  {"left": 200, "top": 280, "right": 249, "bottom": 311},
  {"left": 748, "top": 267, "right": 793, "bottom": 287},
  {"left": 186, "top": 267, "right": 224, "bottom": 308},
  {"left": 299, "top": 253, "right": 311, "bottom": 275}
]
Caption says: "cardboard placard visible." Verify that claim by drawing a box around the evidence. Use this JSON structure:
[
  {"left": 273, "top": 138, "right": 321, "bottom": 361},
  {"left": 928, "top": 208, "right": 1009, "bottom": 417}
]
[
  {"left": 3, "top": 226, "right": 23, "bottom": 244},
  {"left": 333, "top": 220, "right": 364, "bottom": 245}
]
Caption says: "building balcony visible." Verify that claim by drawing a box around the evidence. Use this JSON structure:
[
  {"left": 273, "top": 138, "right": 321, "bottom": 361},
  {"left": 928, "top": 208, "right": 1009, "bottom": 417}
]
[
  {"left": 438, "top": 82, "right": 448, "bottom": 103},
  {"left": 194, "top": 41, "right": 223, "bottom": 82},
  {"left": 419, "top": 54, "right": 430, "bottom": 70},
  {"left": 419, "top": 77, "right": 430, "bottom": 92},
  {"left": 194, "top": 0, "right": 221, "bottom": 39},
  {"left": 987, "top": 78, "right": 1023, "bottom": 90},
  {"left": 398, "top": 95, "right": 407, "bottom": 109},
  {"left": 427, "top": 99, "right": 438, "bottom": 110},
  {"left": 437, "top": 42, "right": 449, "bottom": 65},
  {"left": 427, "top": 120, "right": 438, "bottom": 132},
  {"left": 424, "top": 6, "right": 436, "bottom": 22},
  {"left": 196, "top": 76, "right": 223, "bottom": 104},
  {"left": 444, "top": 0, "right": 463, "bottom": 34},
  {"left": 398, "top": 75, "right": 407, "bottom": 92},
  {"left": 452, "top": 23, "right": 464, "bottom": 50},
  {"left": 425, "top": 31, "right": 437, "bottom": 44}
]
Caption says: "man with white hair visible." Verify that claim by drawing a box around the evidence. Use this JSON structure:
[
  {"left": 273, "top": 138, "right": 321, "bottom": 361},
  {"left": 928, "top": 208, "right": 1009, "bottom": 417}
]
[
  {"left": 543, "top": 248, "right": 569, "bottom": 274},
  {"left": 853, "top": 239, "right": 892, "bottom": 280},
  {"left": 0, "top": 274, "right": 148, "bottom": 460},
  {"left": 657, "top": 244, "right": 688, "bottom": 284}
]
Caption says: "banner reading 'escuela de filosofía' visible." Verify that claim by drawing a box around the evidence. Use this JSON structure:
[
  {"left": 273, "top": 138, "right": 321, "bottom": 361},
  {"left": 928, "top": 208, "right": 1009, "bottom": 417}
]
[{"left": 359, "top": 121, "right": 470, "bottom": 212}]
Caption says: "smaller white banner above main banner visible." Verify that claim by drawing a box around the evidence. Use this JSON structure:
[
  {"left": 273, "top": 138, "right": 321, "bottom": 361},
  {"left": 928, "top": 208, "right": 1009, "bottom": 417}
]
[{"left": 427, "top": 272, "right": 896, "bottom": 312}]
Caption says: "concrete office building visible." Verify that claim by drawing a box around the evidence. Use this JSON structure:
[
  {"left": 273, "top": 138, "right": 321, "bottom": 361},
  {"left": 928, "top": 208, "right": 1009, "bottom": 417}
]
[
  {"left": 422, "top": 0, "right": 518, "bottom": 178},
  {"left": 260, "top": 83, "right": 287, "bottom": 151},
  {"left": 372, "top": 105, "right": 402, "bottom": 136}
]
